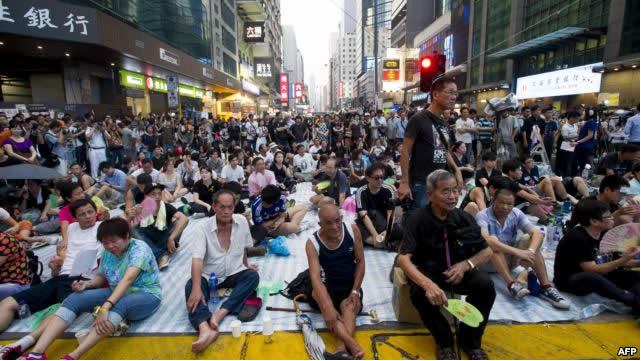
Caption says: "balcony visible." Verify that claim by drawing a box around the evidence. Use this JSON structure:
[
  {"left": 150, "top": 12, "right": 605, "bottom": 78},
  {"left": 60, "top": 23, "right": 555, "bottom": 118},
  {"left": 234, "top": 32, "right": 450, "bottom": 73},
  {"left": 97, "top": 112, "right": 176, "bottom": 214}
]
[{"left": 237, "top": 0, "right": 267, "bottom": 21}]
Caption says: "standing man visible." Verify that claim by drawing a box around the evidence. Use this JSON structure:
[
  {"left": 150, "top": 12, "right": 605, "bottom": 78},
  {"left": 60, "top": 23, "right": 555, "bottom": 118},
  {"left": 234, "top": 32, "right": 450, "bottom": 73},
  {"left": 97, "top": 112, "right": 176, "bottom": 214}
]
[
  {"left": 398, "top": 170, "right": 495, "bottom": 359},
  {"left": 541, "top": 106, "right": 558, "bottom": 164},
  {"left": 399, "top": 77, "right": 464, "bottom": 209},
  {"left": 370, "top": 110, "right": 386, "bottom": 143},
  {"left": 394, "top": 110, "right": 408, "bottom": 147},
  {"left": 85, "top": 119, "right": 110, "bottom": 179},
  {"left": 624, "top": 105, "right": 640, "bottom": 146},
  {"left": 455, "top": 107, "right": 475, "bottom": 162},
  {"left": 186, "top": 190, "right": 259, "bottom": 353},
  {"left": 291, "top": 115, "right": 309, "bottom": 149},
  {"left": 306, "top": 205, "right": 365, "bottom": 360},
  {"left": 474, "top": 109, "right": 494, "bottom": 154}
]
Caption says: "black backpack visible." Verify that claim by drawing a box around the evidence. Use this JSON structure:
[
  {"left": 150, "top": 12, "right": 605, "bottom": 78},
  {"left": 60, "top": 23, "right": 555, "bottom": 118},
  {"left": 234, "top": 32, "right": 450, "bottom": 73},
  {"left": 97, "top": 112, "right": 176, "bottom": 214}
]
[
  {"left": 278, "top": 269, "right": 312, "bottom": 301},
  {"left": 26, "top": 250, "right": 43, "bottom": 285}
]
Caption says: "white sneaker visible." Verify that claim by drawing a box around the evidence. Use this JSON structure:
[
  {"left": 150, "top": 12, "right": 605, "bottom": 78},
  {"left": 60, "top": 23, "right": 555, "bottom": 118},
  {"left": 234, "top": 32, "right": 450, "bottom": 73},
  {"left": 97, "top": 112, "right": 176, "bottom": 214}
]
[
  {"left": 509, "top": 282, "right": 530, "bottom": 300},
  {"left": 540, "top": 286, "right": 570, "bottom": 309}
]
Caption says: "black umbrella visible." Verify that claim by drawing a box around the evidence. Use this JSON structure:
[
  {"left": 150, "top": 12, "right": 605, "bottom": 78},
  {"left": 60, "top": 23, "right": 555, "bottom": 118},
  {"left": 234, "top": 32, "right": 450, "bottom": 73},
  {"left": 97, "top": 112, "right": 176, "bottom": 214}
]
[{"left": 0, "top": 164, "right": 64, "bottom": 180}]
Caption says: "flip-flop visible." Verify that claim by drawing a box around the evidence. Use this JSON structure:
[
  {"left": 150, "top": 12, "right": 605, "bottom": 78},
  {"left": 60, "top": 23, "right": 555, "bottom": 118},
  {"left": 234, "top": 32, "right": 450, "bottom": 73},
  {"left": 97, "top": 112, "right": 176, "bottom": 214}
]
[
  {"left": 237, "top": 296, "right": 262, "bottom": 322},
  {"left": 323, "top": 351, "right": 354, "bottom": 360}
]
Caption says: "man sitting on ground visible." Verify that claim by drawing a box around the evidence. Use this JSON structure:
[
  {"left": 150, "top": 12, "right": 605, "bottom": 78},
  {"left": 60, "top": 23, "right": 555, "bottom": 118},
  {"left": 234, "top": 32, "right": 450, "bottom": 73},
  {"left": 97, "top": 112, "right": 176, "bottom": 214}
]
[
  {"left": 595, "top": 144, "right": 639, "bottom": 184},
  {"left": 306, "top": 204, "right": 365, "bottom": 360},
  {"left": 502, "top": 159, "right": 552, "bottom": 222},
  {"left": 310, "top": 159, "right": 351, "bottom": 208},
  {"left": 68, "top": 162, "right": 95, "bottom": 193},
  {"left": 476, "top": 183, "right": 569, "bottom": 308},
  {"left": 462, "top": 176, "right": 516, "bottom": 217},
  {"left": 221, "top": 152, "right": 245, "bottom": 185},
  {"left": 355, "top": 162, "right": 397, "bottom": 248},
  {"left": 247, "top": 158, "right": 278, "bottom": 198},
  {"left": 589, "top": 175, "right": 639, "bottom": 226},
  {"left": 519, "top": 155, "right": 588, "bottom": 205},
  {"left": 127, "top": 158, "right": 160, "bottom": 187},
  {"left": 88, "top": 162, "right": 127, "bottom": 207},
  {"left": 293, "top": 144, "right": 316, "bottom": 182},
  {"left": 252, "top": 185, "right": 308, "bottom": 237},
  {"left": 186, "top": 190, "right": 260, "bottom": 353},
  {"left": 0, "top": 199, "right": 102, "bottom": 357},
  {"left": 475, "top": 152, "right": 501, "bottom": 188},
  {"left": 398, "top": 170, "right": 495, "bottom": 360},
  {"left": 133, "top": 183, "right": 189, "bottom": 270},
  {"left": 554, "top": 199, "right": 639, "bottom": 311}
]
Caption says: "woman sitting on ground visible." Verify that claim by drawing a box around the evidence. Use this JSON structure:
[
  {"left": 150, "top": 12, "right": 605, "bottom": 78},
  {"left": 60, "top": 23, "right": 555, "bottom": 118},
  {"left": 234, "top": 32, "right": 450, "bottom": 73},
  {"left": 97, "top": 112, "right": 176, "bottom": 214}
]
[
  {"left": 22, "top": 218, "right": 162, "bottom": 360},
  {"left": 158, "top": 158, "right": 188, "bottom": 203},
  {"left": 451, "top": 141, "right": 475, "bottom": 180}
]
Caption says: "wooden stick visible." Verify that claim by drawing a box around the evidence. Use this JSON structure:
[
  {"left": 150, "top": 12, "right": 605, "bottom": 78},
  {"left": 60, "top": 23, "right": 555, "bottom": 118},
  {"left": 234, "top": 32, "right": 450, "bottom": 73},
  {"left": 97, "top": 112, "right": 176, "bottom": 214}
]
[{"left": 266, "top": 306, "right": 370, "bottom": 317}]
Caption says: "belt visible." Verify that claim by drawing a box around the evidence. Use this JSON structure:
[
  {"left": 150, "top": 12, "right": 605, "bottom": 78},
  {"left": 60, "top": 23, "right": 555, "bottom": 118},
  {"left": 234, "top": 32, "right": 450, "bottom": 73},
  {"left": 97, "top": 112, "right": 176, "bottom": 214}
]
[{"left": 89, "top": 147, "right": 105, "bottom": 150}]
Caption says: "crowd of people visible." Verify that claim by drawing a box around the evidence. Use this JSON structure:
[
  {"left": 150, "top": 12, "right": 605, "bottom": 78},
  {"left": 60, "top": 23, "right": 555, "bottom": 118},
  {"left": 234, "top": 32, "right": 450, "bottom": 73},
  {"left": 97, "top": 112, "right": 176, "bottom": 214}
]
[{"left": 0, "top": 75, "right": 638, "bottom": 360}]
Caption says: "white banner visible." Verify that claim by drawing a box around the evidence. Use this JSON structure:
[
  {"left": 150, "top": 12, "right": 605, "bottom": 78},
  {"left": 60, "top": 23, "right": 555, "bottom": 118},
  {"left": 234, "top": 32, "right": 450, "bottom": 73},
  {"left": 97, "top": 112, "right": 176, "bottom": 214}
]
[{"left": 516, "top": 63, "right": 602, "bottom": 99}]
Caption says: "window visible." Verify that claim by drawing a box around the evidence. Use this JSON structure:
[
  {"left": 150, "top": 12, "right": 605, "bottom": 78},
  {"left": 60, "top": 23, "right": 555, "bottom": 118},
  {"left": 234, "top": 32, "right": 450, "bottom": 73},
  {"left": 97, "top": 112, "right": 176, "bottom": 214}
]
[
  {"left": 221, "top": 1, "right": 236, "bottom": 29},
  {"left": 223, "top": 53, "right": 237, "bottom": 77},
  {"left": 222, "top": 27, "right": 236, "bottom": 54}
]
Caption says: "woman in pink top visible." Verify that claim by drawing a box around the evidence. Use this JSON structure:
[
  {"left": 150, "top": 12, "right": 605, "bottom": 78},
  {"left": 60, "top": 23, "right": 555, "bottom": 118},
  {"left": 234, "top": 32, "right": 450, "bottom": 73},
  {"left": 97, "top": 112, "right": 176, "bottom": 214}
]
[{"left": 247, "top": 158, "right": 278, "bottom": 198}]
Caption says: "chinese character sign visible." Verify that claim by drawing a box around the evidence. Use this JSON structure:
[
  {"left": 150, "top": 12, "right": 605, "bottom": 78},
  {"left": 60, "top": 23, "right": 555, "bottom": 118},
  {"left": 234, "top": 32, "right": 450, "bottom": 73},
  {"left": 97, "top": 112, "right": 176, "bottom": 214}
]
[
  {"left": 244, "top": 21, "right": 265, "bottom": 43},
  {"left": 516, "top": 63, "right": 603, "bottom": 99},
  {"left": 280, "top": 73, "right": 289, "bottom": 101},
  {"left": 0, "top": 0, "right": 99, "bottom": 44},
  {"left": 295, "top": 83, "right": 303, "bottom": 100}
]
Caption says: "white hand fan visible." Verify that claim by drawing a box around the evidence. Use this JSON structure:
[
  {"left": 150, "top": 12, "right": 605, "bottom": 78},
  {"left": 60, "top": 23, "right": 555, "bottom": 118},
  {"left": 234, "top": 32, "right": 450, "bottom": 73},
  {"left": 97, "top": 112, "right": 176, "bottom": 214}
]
[
  {"left": 132, "top": 197, "right": 158, "bottom": 225},
  {"left": 600, "top": 223, "right": 640, "bottom": 253}
]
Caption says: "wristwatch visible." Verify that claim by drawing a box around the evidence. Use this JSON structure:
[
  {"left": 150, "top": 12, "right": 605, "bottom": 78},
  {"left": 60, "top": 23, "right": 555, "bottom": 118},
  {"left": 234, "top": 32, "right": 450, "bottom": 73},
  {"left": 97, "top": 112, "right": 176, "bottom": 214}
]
[{"left": 351, "top": 289, "right": 361, "bottom": 297}]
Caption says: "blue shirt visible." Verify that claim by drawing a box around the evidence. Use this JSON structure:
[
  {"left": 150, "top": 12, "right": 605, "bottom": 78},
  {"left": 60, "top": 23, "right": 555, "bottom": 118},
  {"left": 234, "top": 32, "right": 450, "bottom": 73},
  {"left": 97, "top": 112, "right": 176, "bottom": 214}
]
[
  {"left": 576, "top": 119, "right": 597, "bottom": 150},
  {"left": 251, "top": 194, "right": 286, "bottom": 225},
  {"left": 624, "top": 114, "right": 640, "bottom": 143},
  {"left": 475, "top": 207, "right": 535, "bottom": 246},
  {"left": 101, "top": 169, "right": 127, "bottom": 193}
]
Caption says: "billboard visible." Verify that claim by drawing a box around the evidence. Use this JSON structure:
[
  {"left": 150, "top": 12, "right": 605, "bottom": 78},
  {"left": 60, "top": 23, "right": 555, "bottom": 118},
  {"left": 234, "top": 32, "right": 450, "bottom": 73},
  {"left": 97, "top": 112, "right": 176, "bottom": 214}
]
[
  {"left": 294, "top": 82, "right": 303, "bottom": 100},
  {"left": 243, "top": 21, "right": 265, "bottom": 43},
  {"left": 382, "top": 70, "right": 400, "bottom": 81},
  {"left": 279, "top": 73, "right": 289, "bottom": 101},
  {"left": 338, "top": 80, "right": 344, "bottom": 97},
  {"left": 515, "top": 63, "right": 602, "bottom": 99}
]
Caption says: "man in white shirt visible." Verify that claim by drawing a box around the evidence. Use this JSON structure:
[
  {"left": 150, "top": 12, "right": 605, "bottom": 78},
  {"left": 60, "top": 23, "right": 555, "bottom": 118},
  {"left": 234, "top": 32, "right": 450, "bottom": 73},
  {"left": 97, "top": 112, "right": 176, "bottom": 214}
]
[
  {"left": 455, "top": 107, "right": 476, "bottom": 161},
  {"left": 370, "top": 110, "right": 386, "bottom": 141},
  {"left": 293, "top": 144, "right": 316, "bottom": 181},
  {"left": 309, "top": 139, "right": 322, "bottom": 155},
  {"left": 185, "top": 190, "right": 259, "bottom": 353},
  {"left": 221, "top": 153, "right": 245, "bottom": 184},
  {"left": 0, "top": 199, "right": 101, "bottom": 347},
  {"left": 127, "top": 158, "right": 161, "bottom": 187},
  {"left": 85, "top": 120, "right": 110, "bottom": 179},
  {"left": 256, "top": 144, "right": 274, "bottom": 169}
]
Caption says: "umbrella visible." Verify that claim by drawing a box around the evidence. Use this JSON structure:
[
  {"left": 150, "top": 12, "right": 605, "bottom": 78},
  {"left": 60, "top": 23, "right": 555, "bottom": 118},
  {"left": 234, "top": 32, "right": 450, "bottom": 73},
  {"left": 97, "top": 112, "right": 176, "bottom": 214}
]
[
  {"left": 294, "top": 294, "right": 326, "bottom": 360},
  {"left": 0, "top": 164, "right": 64, "bottom": 180}
]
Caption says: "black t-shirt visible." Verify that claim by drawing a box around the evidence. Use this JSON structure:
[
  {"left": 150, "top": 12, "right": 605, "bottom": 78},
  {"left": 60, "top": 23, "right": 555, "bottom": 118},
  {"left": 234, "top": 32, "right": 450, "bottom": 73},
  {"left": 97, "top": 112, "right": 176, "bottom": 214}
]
[
  {"left": 597, "top": 152, "right": 633, "bottom": 177},
  {"left": 276, "top": 120, "right": 289, "bottom": 141},
  {"left": 132, "top": 187, "right": 145, "bottom": 204},
  {"left": 475, "top": 168, "right": 502, "bottom": 188},
  {"left": 400, "top": 206, "right": 487, "bottom": 278},
  {"left": 291, "top": 123, "right": 308, "bottom": 142},
  {"left": 192, "top": 179, "right": 223, "bottom": 206},
  {"left": 318, "top": 171, "right": 351, "bottom": 203},
  {"left": 355, "top": 184, "right": 395, "bottom": 215},
  {"left": 405, "top": 110, "right": 451, "bottom": 185},
  {"left": 553, "top": 227, "right": 600, "bottom": 289},
  {"left": 152, "top": 155, "right": 165, "bottom": 171},
  {"left": 270, "top": 163, "right": 289, "bottom": 183}
]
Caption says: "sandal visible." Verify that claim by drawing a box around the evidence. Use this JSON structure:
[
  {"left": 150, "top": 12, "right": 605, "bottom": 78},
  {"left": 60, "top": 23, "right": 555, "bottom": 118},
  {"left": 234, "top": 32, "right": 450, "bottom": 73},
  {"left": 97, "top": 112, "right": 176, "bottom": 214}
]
[{"left": 237, "top": 296, "right": 262, "bottom": 322}]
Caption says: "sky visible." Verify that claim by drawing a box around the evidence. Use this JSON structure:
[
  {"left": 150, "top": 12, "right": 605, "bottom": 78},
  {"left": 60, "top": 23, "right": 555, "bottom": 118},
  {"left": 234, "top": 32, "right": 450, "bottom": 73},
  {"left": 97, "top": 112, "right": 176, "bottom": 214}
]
[{"left": 280, "top": 0, "right": 343, "bottom": 87}]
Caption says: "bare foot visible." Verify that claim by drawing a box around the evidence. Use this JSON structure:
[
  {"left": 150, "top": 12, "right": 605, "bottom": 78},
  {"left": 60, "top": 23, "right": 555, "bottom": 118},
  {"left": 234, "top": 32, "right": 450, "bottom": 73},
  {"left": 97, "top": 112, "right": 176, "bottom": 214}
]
[
  {"left": 191, "top": 328, "right": 219, "bottom": 353},
  {"left": 208, "top": 317, "right": 219, "bottom": 331},
  {"left": 346, "top": 341, "right": 364, "bottom": 359}
]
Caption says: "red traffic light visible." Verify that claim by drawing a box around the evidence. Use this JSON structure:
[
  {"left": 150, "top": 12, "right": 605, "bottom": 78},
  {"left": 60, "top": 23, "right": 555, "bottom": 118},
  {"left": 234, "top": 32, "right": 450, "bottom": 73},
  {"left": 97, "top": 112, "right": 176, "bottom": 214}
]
[{"left": 420, "top": 57, "right": 432, "bottom": 69}]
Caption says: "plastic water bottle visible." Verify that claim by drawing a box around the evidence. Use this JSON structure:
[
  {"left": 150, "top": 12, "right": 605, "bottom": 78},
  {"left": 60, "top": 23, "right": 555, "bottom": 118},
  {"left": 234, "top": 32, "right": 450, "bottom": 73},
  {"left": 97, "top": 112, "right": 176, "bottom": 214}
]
[
  {"left": 595, "top": 255, "right": 604, "bottom": 264},
  {"left": 18, "top": 300, "right": 30, "bottom": 319},
  {"left": 581, "top": 164, "right": 592, "bottom": 184},
  {"left": 563, "top": 199, "right": 572, "bottom": 214},
  {"left": 208, "top": 272, "right": 219, "bottom": 309},
  {"left": 527, "top": 269, "right": 540, "bottom": 296}
]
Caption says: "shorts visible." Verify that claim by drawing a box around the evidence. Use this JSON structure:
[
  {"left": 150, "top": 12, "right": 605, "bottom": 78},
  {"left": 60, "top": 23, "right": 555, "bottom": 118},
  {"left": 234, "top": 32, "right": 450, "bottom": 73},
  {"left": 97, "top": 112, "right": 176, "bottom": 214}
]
[
  {"left": 479, "top": 234, "right": 531, "bottom": 274},
  {"left": 308, "top": 283, "right": 363, "bottom": 313},
  {"left": 11, "top": 275, "right": 86, "bottom": 313}
]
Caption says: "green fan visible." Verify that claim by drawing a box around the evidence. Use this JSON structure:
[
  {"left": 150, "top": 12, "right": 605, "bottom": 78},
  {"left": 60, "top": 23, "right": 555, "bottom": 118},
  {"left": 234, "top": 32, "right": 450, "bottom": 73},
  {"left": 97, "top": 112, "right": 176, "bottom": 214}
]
[
  {"left": 316, "top": 180, "right": 331, "bottom": 191},
  {"left": 443, "top": 299, "right": 484, "bottom": 327}
]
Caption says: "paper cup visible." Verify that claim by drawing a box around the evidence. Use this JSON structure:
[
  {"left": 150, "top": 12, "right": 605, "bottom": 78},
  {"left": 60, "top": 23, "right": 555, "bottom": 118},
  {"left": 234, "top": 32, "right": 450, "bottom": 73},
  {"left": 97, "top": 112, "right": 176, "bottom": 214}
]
[
  {"left": 231, "top": 320, "right": 242, "bottom": 338},
  {"left": 263, "top": 316, "right": 273, "bottom": 343}
]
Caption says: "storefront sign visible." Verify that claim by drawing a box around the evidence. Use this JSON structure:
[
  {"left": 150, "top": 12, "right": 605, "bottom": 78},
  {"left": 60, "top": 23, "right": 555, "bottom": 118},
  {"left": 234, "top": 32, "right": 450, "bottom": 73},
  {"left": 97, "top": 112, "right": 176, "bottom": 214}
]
[
  {"left": 383, "top": 59, "right": 400, "bottom": 69},
  {"left": 405, "top": 59, "right": 418, "bottom": 81},
  {"left": 243, "top": 21, "right": 265, "bottom": 43},
  {"left": 202, "top": 67, "right": 214, "bottom": 80},
  {"left": 412, "top": 92, "right": 429, "bottom": 102},
  {"left": 383, "top": 69, "right": 400, "bottom": 81},
  {"left": 254, "top": 57, "right": 274, "bottom": 78},
  {"left": 120, "top": 70, "right": 145, "bottom": 90},
  {"left": 280, "top": 73, "right": 289, "bottom": 101},
  {"left": 159, "top": 48, "right": 180, "bottom": 66},
  {"left": 338, "top": 81, "right": 344, "bottom": 98},
  {"left": 242, "top": 80, "right": 260, "bottom": 96},
  {"left": 119, "top": 70, "right": 203, "bottom": 99},
  {"left": 294, "top": 83, "right": 303, "bottom": 100},
  {"left": 0, "top": 0, "right": 99, "bottom": 44},
  {"left": 515, "top": 63, "right": 602, "bottom": 99}
]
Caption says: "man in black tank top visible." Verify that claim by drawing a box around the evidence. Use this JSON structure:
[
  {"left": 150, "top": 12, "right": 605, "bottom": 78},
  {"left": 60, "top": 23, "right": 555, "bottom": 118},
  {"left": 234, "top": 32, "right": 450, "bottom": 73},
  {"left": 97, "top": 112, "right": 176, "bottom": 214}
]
[{"left": 305, "top": 205, "right": 365, "bottom": 360}]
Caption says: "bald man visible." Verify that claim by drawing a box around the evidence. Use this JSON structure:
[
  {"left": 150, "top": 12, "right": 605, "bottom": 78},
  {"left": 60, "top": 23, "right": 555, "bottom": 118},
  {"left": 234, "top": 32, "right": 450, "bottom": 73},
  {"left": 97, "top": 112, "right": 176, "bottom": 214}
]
[
  {"left": 305, "top": 205, "right": 365, "bottom": 359},
  {"left": 310, "top": 159, "right": 352, "bottom": 207}
]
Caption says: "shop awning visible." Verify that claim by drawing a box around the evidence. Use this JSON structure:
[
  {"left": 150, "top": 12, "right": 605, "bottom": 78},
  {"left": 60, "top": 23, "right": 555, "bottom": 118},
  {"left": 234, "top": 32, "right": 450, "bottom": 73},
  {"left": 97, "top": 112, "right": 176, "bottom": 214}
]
[{"left": 487, "top": 27, "right": 590, "bottom": 60}]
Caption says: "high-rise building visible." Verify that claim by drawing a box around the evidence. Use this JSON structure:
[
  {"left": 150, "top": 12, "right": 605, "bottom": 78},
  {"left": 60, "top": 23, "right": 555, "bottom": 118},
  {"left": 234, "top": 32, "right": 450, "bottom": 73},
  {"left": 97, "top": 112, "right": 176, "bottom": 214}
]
[
  {"left": 343, "top": 0, "right": 358, "bottom": 34},
  {"left": 338, "top": 32, "right": 357, "bottom": 109},
  {"left": 213, "top": 0, "right": 240, "bottom": 78}
]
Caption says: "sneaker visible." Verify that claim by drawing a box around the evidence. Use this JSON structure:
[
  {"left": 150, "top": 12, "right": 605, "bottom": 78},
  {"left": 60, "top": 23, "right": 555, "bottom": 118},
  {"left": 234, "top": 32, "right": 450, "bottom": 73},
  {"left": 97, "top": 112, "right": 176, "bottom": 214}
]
[
  {"left": 19, "top": 353, "right": 47, "bottom": 360},
  {"left": 158, "top": 255, "right": 170, "bottom": 270},
  {"left": 436, "top": 347, "right": 457, "bottom": 360},
  {"left": 0, "top": 345, "right": 22, "bottom": 360},
  {"left": 464, "top": 348, "right": 489, "bottom": 360},
  {"left": 540, "top": 286, "right": 570, "bottom": 309},
  {"left": 509, "top": 282, "right": 530, "bottom": 300}
]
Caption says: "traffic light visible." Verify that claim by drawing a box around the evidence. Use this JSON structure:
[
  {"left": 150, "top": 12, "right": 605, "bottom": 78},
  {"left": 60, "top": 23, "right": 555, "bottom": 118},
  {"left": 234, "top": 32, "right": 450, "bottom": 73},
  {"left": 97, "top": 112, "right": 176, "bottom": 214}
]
[{"left": 419, "top": 54, "right": 446, "bottom": 92}]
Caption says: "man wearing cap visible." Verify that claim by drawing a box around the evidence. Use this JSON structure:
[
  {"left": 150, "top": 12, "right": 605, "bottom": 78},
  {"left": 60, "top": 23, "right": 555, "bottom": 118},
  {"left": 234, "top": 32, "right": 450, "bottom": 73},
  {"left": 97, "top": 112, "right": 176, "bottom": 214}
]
[{"left": 133, "top": 183, "right": 189, "bottom": 269}]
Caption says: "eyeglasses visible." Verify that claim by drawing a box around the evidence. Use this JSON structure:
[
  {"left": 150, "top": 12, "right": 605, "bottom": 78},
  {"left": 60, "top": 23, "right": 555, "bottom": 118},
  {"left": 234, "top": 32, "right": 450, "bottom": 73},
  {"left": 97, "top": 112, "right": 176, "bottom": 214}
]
[{"left": 370, "top": 176, "right": 385, "bottom": 181}]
